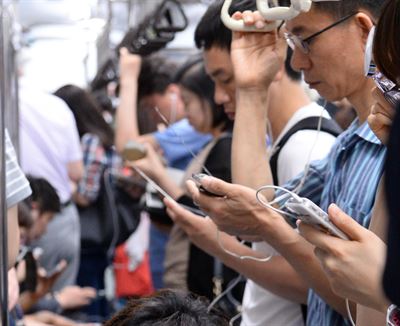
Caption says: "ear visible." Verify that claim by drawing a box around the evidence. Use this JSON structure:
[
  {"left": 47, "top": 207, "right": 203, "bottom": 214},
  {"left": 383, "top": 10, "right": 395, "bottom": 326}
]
[
  {"left": 353, "top": 12, "right": 375, "bottom": 46},
  {"left": 30, "top": 201, "right": 38, "bottom": 210}
]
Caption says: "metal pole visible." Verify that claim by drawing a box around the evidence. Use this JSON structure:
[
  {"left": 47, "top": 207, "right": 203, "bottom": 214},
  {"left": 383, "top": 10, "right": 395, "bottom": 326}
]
[{"left": 0, "top": 0, "right": 10, "bottom": 324}]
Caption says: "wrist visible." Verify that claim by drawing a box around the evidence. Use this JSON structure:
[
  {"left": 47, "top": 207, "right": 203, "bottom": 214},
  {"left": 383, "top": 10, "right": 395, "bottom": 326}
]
[{"left": 120, "top": 77, "right": 139, "bottom": 88}]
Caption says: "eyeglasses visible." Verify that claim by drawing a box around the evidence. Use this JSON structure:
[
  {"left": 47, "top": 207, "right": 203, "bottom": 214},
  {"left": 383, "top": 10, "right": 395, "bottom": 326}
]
[{"left": 284, "top": 12, "right": 358, "bottom": 54}]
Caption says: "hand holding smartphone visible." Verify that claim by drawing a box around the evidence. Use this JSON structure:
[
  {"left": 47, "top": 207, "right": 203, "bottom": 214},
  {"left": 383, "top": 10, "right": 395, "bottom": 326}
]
[
  {"left": 285, "top": 197, "right": 349, "bottom": 240},
  {"left": 191, "top": 173, "right": 226, "bottom": 198}
]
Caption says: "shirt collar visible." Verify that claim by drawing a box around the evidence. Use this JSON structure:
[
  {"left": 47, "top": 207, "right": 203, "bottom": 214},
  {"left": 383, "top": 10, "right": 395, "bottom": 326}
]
[{"left": 351, "top": 118, "right": 382, "bottom": 145}]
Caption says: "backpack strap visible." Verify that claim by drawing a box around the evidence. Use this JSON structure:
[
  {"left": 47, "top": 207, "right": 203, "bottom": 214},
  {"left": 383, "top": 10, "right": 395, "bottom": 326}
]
[{"left": 270, "top": 117, "right": 342, "bottom": 185}]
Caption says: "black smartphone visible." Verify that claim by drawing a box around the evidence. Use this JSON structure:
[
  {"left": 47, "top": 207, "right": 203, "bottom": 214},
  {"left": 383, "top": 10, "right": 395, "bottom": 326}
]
[{"left": 191, "top": 173, "right": 225, "bottom": 198}]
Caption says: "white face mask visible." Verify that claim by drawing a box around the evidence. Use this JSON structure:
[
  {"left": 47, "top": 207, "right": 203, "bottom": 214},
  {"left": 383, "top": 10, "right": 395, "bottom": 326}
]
[{"left": 364, "top": 26, "right": 376, "bottom": 77}]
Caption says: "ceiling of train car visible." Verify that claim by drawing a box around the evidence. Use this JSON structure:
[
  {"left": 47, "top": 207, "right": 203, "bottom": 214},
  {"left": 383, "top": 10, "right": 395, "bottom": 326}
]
[{"left": 14, "top": 0, "right": 208, "bottom": 92}]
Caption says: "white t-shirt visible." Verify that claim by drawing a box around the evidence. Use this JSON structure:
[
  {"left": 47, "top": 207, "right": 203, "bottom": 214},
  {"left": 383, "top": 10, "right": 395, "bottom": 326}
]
[
  {"left": 241, "top": 103, "right": 337, "bottom": 326},
  {"left": 19, "top": 84, "right": 82, "bottom": 203}
]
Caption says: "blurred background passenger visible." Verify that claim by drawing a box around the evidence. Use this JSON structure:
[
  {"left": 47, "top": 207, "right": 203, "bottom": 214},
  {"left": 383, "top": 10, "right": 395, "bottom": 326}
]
[
  {"left": 116, "top": 51, "right": 212, "bottom": 291},
  {"left": 131, "top": 58, "right": 240, "bottom": 310},
  {"left": 19, "top": 82, "right": 83, "bottom": 291},
  {"left": 54, "top": 84, "right": 125, "bottom": 320}
]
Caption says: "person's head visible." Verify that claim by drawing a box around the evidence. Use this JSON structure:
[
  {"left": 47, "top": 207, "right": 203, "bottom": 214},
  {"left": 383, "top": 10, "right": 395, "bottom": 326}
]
[
  {"left": 195, "top": 0, "right": 301, "bottom": 118},
  {"left": 138, "top": 55, "right": 185, "bottom": 124},
  {"left": 104, "top": 290, "right": 229, "bottom": 326},
  {"left": 285, "top": 1, "right": 385, "bottom": 103},
  {"left": 21, "top": 176, "right": 60, "bottom": 243},
  {"left": 174, "top": 57, "right": 232, "bottom": 133},
  {"left": 54, "top": 85, "right": 115, "bottom": 149},
  {"left": 373, "top": 0, "right": 400, "bottom": 87}
]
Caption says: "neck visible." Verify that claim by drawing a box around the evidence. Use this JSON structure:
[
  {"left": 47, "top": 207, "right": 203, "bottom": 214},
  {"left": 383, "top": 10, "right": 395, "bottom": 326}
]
[
  {"left": 346, "top": 78, "right": 375, "bottom": 124},
  {"left": 210, "top": 126, "right": 223, "bottom": 138},
  {"left": 267, "top": 78, "right": 311, "bottom": 141}
]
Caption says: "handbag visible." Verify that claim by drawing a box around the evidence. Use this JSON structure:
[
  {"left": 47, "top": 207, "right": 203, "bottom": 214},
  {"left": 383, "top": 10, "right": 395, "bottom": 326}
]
[{"left": 79, "top": 168, "right": 141, "bottom": 255}]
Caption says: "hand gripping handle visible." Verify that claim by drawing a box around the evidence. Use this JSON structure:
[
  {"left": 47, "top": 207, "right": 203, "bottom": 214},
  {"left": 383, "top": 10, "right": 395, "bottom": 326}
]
[{"left": 220, "top": 0, "right": 281, "bottom": 32}]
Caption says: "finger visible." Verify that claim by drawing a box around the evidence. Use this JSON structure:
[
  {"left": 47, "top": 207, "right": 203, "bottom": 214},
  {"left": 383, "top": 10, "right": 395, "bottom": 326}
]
[
  {"left": 186, "top": 179, "right": 201, "bottom": 198},
  {"left": 242, "top": 10, "right": 255, "bottom": 26},
  {"left": 327, "top": 204, "right": 365, "bottom": 240},
  {"left": 253, "top": 11, "right": 266, "bottom": 29},
  {"left": 232, "top": 11, "right": 243, "bottom": 20},
  {"left": 297, "top": 220, "right": 340, "bottom": 252},
  {"left": 82, "top": 287, "right": 97, "bottom": 298},
  {"left": 194, "top": 175, "right": 232, "bottom": 197},
  {"left": 119, "top": 47, "right": 128, "bottom": 56},
  {"left": 372, "top": 87, "right": 393, "bottom": 111}
]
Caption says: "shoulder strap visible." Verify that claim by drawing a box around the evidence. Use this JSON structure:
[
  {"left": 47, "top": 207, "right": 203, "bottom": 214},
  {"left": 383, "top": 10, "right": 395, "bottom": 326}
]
[{"left": 270, "top": 117, "right": 342, "bottom": 185}]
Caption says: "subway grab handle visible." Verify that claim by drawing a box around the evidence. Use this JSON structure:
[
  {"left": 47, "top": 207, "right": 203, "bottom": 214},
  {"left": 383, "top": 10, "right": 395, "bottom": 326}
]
[
  {"left": 221, "top": 0, "right": 341, "bottom": 32},
  {"left": 221, "top": 0, "right": 281, "bottom": 32}
]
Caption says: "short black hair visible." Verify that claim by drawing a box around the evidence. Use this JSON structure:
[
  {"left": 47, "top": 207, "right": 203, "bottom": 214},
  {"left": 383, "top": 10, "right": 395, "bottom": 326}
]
[
  {"left": 104, "top": 290, "right": 229, "bottom": 326},
  {"left": 25, "top": 176, "right": 60, "bottom": 214},
  {"left": 18, "top": 202, "right": 33, "bottom": 229},
  {"left": 195, "top": 0, "right": 256, "bottom": 51},
  {"left": 175, "top": 57, "right": 233, "bottom": 131},
  {"left": 313, "top": 0, "right": 385, "bottom": 20},
  {"left": 194, "top": 0, "right": 301, "bottom": 81},
  {"left": 138, "top": 55, "right": 177, "bottom": 100}
]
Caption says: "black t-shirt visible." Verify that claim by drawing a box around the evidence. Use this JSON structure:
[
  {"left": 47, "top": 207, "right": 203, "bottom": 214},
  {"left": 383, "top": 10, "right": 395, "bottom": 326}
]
[{"left": 178, "top": 135, "right": 244, "bottom": 302}]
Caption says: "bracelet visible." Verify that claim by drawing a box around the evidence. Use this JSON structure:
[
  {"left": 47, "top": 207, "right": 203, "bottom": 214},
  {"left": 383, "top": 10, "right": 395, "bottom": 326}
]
[{"left": 387, "top": 304, "right": 400, "bottom": 326}]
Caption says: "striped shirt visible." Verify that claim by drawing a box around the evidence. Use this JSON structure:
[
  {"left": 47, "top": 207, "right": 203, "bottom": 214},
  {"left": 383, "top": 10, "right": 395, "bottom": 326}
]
[
  {"left": 5, "top": 130, "right": 31, "bottom": 208},
  {"left": 77, "top": 133, "right": 121, "bottom": 203},
  {"left": 277, "top": 119, "right": 386, "bottom": 326}
]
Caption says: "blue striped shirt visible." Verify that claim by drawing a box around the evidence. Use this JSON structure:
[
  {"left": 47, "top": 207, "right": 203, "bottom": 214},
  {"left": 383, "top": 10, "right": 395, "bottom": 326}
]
[{"left": 277, "top": 119, "right": 386, "bottom": 326}]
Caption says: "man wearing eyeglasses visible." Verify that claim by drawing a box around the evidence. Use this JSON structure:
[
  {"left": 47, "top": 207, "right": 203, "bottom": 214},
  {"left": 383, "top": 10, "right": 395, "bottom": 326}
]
[{"left": 182, "top": 1, "right": 387, "bottom": 326}]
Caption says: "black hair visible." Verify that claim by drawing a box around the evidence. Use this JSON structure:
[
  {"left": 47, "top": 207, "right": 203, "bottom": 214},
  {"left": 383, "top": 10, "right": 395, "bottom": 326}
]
[
  {"left": 54, "top": 85, "right": 115, "bottom": 149},
  {"left": 194, "top": 0, "right": 301, "bottom": 81},
  {"left": 373, "top": 0, "right": 400, "bottom": 86},
  {"left": 104, "top": 290, "right": 229, "bottom": 326},
  {"left": 313, "top": 0, "right": 385, "bottom": 20},
  {"left": 18, "top": 202, "right": 34, "bottom": 229},
  {"left": 175, "top": 57, "right": 233, "bottom": 131},
  {"left": 138, "top": 55, "right": 177, "bottom": 100},
  {"left": 24, "top": 176, "right": 60, "bottom": 214}
]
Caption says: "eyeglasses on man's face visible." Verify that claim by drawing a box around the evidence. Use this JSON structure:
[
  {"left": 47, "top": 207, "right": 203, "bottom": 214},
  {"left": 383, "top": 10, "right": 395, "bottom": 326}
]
[{"left": 284, "top": 12, "right": 357, "bottom": 54}]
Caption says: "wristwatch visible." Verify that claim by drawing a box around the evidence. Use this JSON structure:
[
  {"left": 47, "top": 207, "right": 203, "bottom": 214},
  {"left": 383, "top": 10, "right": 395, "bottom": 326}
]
[{"left": 387, "top": 304, "right": 400, "bottom": 326}]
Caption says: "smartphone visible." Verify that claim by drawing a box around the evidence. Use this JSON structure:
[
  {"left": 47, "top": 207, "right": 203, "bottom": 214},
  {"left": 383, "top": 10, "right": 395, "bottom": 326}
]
[
  {"left": 191, "top": 173, "right": 225, "bottom": 198},
  {"left": 285, "top": 197, "right": 349, "bottom": 240}
]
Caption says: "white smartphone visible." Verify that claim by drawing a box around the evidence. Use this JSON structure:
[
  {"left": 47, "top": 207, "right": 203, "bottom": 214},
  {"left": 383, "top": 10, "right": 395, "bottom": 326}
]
[{"left": 285, "top": 197, "right": 349, "bottom": 240}]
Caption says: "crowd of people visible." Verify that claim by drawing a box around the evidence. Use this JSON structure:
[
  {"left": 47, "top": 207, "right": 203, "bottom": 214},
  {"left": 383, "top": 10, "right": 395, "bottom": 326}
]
[{"left": 3, "top": 0, "right": 400, "bottom": 325}]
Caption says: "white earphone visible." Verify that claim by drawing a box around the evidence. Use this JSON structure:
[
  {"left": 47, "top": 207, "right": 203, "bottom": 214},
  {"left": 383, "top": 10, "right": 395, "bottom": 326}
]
[{"left": 221, "top": 0, "right": 341, "bottom": 32}]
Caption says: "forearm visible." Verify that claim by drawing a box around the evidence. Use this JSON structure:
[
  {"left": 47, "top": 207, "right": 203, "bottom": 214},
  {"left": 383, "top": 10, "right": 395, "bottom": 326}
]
[
  {"left": 7, "top": 206, "right": 19, "bottom": 269},
  {"left": 356, "top": 305, "right": 386, "bottom": 326},
  {"left": 154, "top": 171, "right": 184, "bottom": 200},
  {"left": 264, "top": 219, "right": 349, "bottom": 316},
  {"left": 115, "top": 79, "right": 140, "bottom": 153},
  {"left": 213, "top": 235, "right": 307, "bottom": 303},
  {"left": 232, "top": 89, "right": 272, "bottom": 190},
  {"left": 369, "top": 178, "right": 388, "bottom": 242}
]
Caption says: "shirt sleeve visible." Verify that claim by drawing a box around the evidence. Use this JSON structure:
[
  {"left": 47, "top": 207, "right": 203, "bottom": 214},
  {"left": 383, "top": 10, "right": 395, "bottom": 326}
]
[
  {"left": 65, "top": 111, "right": 83, "bottom": 163},
  {"left": 276, "top": 156, "right": 328, "bottom": 207},
  {"left": 77, "top": 134, "right": 107, "bottom": 203},
  {"left": 5, "top": 130, "right": 31, "bottom": 208}
]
